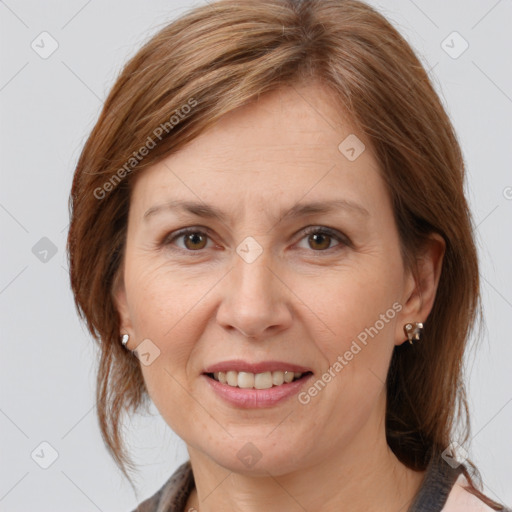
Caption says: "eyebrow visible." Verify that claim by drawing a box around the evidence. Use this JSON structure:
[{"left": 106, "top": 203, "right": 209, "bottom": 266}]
[{"left": 143, "top": 198, "right": 370, "bottom": 223}]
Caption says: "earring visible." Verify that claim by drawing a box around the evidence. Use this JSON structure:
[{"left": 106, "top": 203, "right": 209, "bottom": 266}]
[
  {"left": 121, "top": 333, "right": 130, "bottom": 348},
  {"left": 404, "top": 322, "right": 424, "bottom": 344}
]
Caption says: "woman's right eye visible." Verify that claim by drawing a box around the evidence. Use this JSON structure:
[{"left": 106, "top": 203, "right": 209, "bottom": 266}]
[{"left": 164, "top": 228, "right": 213, "bottom": 251}]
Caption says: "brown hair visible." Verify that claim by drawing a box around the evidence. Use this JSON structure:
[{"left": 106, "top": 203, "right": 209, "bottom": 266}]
[{"left": 67, "top": 0, "right": 504, "bottom": 507}]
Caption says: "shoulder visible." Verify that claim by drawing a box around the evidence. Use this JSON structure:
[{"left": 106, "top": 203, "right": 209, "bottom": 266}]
[
  {"left": 130, "top": 461, "right": 195, "bottom": 512},
  {"left": 442, "top": 474, "right": 511, "bottom": 512}
]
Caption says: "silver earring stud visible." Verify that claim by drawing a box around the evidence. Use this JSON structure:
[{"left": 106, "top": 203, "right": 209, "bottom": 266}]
[
  {"left": 121, "top": 333, "right": 130, "bottom": 348},
  {"left": 404, "top": 322, "right": 423, "bottom": 344}
]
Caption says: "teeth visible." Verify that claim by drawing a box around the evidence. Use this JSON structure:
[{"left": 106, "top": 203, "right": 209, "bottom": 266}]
[
  {"left": 212, "top": 370, "right": 304, "bottom": 389},
  {"left": 284, "top": 371, "right": 294, "bottom": 383},
  {"left": 254, "top": 371, "right": 272, "bottom": 389},
  {"left": 226, "top": 371, "right": 238, "bottom": 387},
  {"left": 238, "top": 372, "right": 254, "bottom": 389},
  {"left": 272, "top": 371, "right": 284, "bottom": 386}
]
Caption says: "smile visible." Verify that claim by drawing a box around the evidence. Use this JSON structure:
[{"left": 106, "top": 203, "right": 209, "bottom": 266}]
[
  {"left": 202, "top": 360, "right": 314, "bottom": 407},
  {"left": 207, "top": 370, "right": 310, "bottom": 389}
]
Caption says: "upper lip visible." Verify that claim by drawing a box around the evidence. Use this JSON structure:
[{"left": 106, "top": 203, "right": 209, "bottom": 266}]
[{"left": 203, "top": 360, "right": 313, "bottom": 374}]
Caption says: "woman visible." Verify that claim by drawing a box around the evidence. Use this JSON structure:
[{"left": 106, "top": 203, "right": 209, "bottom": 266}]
[{"left": 66, "top": 0, "right": 511, "bottom": 510}]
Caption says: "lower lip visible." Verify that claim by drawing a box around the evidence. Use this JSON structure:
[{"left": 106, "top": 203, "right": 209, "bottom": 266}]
[{"left": 202, "top": 374, "right": 313, "bottom": 408}]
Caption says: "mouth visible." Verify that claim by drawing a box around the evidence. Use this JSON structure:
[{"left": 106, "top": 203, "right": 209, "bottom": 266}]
[
  {"left": 201, "top": 361, "right": 314, "bottom": 408},
  {"left": 204, "top": 370, "right": 313, "bottom": 390}
]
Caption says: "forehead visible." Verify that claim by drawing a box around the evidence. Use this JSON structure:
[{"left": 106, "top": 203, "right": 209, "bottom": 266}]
[
  {"left": 130, "top": 82, "right": 385, "bottom": 221},
  {"left": 177, "top": 82, "right": 371, "bottom": 166}
]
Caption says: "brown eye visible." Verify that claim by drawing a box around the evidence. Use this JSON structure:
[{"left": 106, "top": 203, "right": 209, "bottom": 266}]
[
  {"left": 183, "top": 232, "right": 208, "bottom": 250},
  {"left": 307, "top": 232, "right": 332, "bottom": 250},
  {"left": 165, "top": 229, "right": 212, "bottom": 251},
  {"left": 296, "top": 227, "right": 347, "bottom": 252}
]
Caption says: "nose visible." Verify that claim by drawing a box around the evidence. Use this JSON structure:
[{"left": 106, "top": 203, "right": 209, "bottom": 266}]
[{"left": 215, "top": 249, "right": 293, "bottom": 340}]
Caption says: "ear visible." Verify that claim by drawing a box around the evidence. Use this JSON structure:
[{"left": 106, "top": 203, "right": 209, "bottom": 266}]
[
  {"left": 112, "top": 270, "right": 134, "bottom": 350},
  {"left": 394, "top": 233, "right": 446, "bottom": 346}
]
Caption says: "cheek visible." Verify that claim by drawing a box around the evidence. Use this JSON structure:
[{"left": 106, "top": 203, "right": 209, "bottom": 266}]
[
  {"left": 125, "top": 254, "right": 215, "bottom": 339},
  {"left": 303, "top": 259, "right": 401, "bottom": 342},
  {"left": 290, "top": 264, "right": 402, "bottom": 439},
  {"left": 124, "top": 261, "right": 220, "bottom": 397},
  {"left": 294, "top": 255, "right": 404, "bottom": 407}
]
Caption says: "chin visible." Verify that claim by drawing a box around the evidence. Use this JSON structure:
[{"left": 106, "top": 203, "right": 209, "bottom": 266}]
[{"left": 198, "top": 435, "right": 314, "bottom": 477}]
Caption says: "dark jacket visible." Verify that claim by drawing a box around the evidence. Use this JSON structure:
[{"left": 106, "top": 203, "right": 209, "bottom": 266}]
[{"left": 131, "top": 456, "right": 511, "bottom": 512}]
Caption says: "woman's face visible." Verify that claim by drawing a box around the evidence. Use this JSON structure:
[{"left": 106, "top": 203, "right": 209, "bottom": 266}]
[{"left": 115, "top": 82, "right": 429, "bottom": 475}]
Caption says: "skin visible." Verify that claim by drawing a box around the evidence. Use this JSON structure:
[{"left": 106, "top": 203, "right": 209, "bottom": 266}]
[{"left": 114, "top": 81, "right": 445, "bottom": 512}]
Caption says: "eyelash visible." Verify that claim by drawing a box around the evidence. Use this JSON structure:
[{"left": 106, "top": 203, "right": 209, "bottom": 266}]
[{"left": 161, "top": 226, "right": 350, "bottom": 255}]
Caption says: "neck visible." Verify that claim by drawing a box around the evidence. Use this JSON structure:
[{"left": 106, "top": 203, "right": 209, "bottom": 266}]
[{"left": 185, "top": 403, "right": 426, "bottom": 512}]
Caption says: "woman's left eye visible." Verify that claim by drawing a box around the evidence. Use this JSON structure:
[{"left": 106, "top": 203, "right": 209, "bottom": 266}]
[
  {"left": 162, "top": 226, "right": 348, "bottom": 253},
  {"left": 296, "top": 226, "right": 347, "bottom": 252}
]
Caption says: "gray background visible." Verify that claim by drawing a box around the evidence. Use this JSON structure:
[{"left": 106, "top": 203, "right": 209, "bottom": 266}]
[{"left": 1, "top": 0, "right": 511, "bottom": 510}]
